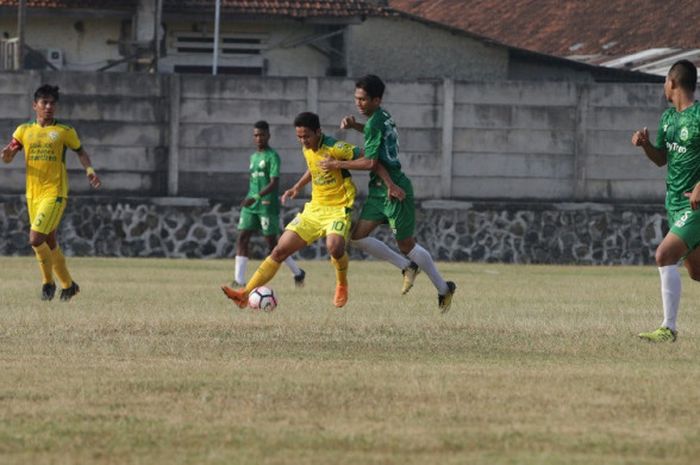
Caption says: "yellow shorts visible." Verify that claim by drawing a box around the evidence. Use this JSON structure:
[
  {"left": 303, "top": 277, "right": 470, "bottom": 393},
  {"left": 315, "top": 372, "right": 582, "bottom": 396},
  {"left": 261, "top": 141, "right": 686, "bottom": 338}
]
[
  {"left": 27, "top": 196, "right": 66, "bottom": 235},
  {"left": 285, "top": 202, "right": 351, "bottom": 245}
]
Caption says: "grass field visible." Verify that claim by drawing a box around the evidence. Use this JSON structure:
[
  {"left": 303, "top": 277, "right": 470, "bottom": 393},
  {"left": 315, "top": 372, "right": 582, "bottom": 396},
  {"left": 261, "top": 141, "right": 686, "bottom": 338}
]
[{"left": 1, "top": 257, "right": 699, "bottom": 465}]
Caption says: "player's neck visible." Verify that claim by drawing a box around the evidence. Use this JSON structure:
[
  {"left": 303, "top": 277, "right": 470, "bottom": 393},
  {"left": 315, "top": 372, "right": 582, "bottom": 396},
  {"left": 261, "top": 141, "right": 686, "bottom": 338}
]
[
  {"left": 673, "top": 93, "right": 695, "bottom": 112},
  {"left": 37, "top": 117, "right": 55, "bottom": 127}
]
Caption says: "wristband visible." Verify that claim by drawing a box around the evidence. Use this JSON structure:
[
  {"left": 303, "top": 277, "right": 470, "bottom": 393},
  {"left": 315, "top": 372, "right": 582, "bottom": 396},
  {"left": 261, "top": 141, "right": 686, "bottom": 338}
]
[{"left": 86, "top": 167, "right": 96, "bottom": 176}]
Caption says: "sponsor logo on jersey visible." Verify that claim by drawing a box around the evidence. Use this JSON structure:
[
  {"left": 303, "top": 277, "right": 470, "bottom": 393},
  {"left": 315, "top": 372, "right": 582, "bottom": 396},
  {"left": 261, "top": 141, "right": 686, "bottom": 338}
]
[{"left": 666, "top": 141, "right": 688, "bottom": 154}]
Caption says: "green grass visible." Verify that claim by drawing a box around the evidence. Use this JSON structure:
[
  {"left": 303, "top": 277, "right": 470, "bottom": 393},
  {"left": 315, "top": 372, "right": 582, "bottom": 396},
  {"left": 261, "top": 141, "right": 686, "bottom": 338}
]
[{"left": 0, "top": 257, "right": 699, "bottom": 464}]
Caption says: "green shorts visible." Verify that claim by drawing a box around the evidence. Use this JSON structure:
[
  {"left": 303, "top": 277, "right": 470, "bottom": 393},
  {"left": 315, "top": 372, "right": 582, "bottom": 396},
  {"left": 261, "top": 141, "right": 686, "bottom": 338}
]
[
  {"left": 359, "top": 177, "right": 415, "bottom": 241},
  {"left": 238, "top": 207, "right": 280, "bottom": 237},
  {"left": 669, "top": 208, "right": 700, "bottom": 251}
]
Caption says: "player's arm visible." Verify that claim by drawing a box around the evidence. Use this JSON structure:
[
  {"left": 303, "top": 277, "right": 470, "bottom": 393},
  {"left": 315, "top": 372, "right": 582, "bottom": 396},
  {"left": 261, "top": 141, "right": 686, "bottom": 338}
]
[
  {"left": 340, "top": 116, "right": 364, "bottom": 133},
  {"left": 281, "top": 170, "right": 311, "bottom": 204},
  {"left": 318, "top": 151, "right": 376, "bottom": 171},
  {"left": 372, "top": 162, "right": 406, "bottom": 201},
  {"left": 75, "top": 148, "right": 102, "bottom": 189},
  {"left": 632, "top": 127, "right": 667, "bottom": 167},
  {"left": 242, "top": 177, "right": 279, "bottom": 207},
  {"left": 1, "top": 138, "right": 22, "bottom": 163}
]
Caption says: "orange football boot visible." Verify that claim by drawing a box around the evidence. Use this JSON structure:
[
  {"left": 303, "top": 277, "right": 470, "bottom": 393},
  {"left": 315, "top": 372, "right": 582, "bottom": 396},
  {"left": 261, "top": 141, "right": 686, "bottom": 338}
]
[
  {"left": 333, "top": 284, "right": 348, "bottom": 308},
  {"left": 221, "top": 285, "right": 248, "bottom": 308}
]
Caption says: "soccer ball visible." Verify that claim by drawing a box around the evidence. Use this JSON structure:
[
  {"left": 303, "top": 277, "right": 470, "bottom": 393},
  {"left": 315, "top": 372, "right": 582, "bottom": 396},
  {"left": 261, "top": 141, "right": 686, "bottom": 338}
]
[{"left": 248, "top": 286, "right": 277, "bottom": 311}]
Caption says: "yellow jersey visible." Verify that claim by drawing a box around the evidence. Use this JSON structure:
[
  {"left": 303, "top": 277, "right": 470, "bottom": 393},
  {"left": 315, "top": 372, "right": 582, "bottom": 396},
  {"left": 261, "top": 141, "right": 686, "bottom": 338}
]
[
  {"left": 12, "top": 120, "right": 82, "bottom": 199},
  {"left": 303, "top": 134, "right": 359, "bottom": 208}
]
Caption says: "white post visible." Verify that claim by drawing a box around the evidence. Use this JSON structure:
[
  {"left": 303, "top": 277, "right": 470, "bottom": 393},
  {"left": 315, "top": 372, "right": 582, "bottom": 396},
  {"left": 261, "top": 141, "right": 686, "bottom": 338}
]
[
  {"left": 212, "top": 0, "right": 221, "bottom": 75},
  {"left": 441, "top": 78, "right": 455, "bottom": 198},
  {"left": 168, "top": 74, "right": 181, "bottom": 196}
]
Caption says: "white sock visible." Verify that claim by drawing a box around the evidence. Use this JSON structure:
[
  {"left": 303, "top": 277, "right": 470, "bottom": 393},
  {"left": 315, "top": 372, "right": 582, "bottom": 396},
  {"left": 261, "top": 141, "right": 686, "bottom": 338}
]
[
  {"left": 284, "top": 256, "right": 301, "bottom": 276},
  {"left": 407, "top": 244, "right": 448, "bottom": 294},
  {"left": 351, "top": 237, "right": 411, "bottom": 270},
  {"left": 234, "top": 255, "right": 248, "bottom": 284},
  {"left": 659, "top": 265, "right": 681, "bottom": 331}
]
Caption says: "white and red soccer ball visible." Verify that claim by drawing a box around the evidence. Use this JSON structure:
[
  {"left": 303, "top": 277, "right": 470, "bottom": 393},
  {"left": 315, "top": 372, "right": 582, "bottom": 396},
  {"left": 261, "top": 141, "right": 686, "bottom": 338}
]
[{"left": 248, "top": 286, "right": 277, "bottom": 311}]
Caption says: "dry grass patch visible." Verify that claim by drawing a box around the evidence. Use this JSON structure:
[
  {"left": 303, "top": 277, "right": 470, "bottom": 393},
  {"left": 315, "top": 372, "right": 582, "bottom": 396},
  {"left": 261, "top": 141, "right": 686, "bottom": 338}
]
[{"left": 0, "top": 257, "right": 699, "bottom": 464}]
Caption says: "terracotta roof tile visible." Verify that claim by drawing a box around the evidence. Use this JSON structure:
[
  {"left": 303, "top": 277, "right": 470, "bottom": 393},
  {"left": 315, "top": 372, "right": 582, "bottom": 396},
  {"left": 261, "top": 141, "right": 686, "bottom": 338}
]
[
  {"left": 0, "top": 0, "right": 390, "bottom": 17},
  {"left": 389, "top": 0, "right": 700, "bottom": 57}
]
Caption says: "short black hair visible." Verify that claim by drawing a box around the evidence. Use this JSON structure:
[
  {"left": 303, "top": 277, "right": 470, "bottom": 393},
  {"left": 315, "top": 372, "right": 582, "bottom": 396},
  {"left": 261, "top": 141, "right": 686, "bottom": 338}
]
[
  {"left": 355, "top": 74, "right": 385, "bottom": 99},
  {"left": 34, "top": 84, "right": 59, "bottom": 102},
  {"left": 669, "top": 60, "right": 697, "bottom": 93},
  {"left": 294, "top": 112, "right": 320, "bottom": 131},
  {"left": 253, "top": 120, "right": 269, "bottom": 132}
]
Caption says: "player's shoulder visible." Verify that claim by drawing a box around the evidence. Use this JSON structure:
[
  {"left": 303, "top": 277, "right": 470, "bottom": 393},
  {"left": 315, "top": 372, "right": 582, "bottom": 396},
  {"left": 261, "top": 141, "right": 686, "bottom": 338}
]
[
  {"left": 54, "top": 120, "right": 77, "bottom": 131},
  {"left": 15, "top": 120, "right": 35, "bottom": 131}
]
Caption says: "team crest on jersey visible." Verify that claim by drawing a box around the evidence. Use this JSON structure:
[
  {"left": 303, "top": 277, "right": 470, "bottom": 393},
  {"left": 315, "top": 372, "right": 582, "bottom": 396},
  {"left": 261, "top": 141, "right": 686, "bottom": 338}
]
[
  {"left": 48, "top": 131, "right": 59, "bottom": 142},
  {"left": 680, "top": 127, "right": 689, "bottom": 141},
  {"left": 258, "top": 160, "right": 266, "bottom": 169}
]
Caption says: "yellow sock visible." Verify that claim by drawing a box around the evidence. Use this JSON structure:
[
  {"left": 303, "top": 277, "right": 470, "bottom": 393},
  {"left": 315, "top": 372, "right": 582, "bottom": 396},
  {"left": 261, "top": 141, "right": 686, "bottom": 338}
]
[
  {"left": 331, "top": 252, "right": 349, "bottom": 286},
  {"left": 51, "top": 246, "right": 73, "bottom": 289},
  {"left": 32, "top": 242, "right": 54, "bottom": 285},
  {"left": 245, "top": 257, "right": 281, "bottom": 293}
]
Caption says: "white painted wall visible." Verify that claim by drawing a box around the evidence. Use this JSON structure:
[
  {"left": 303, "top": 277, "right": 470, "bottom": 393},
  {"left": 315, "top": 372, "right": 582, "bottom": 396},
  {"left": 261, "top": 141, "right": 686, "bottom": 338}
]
[{"left": 0, "top": 16, "right": 125, "bottom": 71}]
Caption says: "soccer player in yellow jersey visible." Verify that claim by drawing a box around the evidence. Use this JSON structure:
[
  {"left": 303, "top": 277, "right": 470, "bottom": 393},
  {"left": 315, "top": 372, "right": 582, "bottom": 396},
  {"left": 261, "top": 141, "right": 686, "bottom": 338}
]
[
  {"left": 1, "top": 85, "right": 101, "bottom": 301},
  {"left": 222, "top": 112, "right": 359, "bottom": 308}
]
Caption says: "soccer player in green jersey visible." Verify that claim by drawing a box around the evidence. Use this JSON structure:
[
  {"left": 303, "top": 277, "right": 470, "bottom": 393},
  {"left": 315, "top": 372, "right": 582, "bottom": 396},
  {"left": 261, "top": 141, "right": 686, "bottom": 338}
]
[
  {"left": 233, "top": 121, "right": 305, "bottom": 288},
  {"left": 323, "top": 74, "right": 456, "bottom": 313},
  {"left": 632, "top": 60, "right": 700, "bottom": 342}
]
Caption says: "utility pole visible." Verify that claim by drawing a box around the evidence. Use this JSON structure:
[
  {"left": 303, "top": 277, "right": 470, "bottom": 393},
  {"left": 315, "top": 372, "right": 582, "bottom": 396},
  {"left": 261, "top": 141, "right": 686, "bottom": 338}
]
[
  {"left": 212, "top": 0, "right": 220, "bottom": 75},
  {"left": 153, "top": 0, "right": 163, "bottom": 71},
  {"left": 17, "top": 0, "right": 26, "bottom": 70}
]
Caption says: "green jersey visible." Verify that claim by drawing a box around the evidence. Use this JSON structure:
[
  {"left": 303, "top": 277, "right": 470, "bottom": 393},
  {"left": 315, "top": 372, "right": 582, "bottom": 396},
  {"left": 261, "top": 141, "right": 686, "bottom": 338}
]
[
  {"left": 364, "top": 107, "right": 409, "bottom": 195},
  {"left": 656, "top": 101, "right": 700, "bottom": 212},
  {"left": 246, "top": 147, "right": 280, "bottom": 212}
]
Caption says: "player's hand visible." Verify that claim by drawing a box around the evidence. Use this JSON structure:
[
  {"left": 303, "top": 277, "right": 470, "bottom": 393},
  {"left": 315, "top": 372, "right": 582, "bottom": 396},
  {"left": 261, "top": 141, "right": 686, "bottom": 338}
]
[
  {"left": 632, "top": 127, "right": 650, "bottom": 147},
  {"left": 241, "top": 197, "right": 255, "bottom": 208},
  {"left": 318, "top": 156, "right": 339, "bottom": 171},
  {"left": 340, "top": 115, "right": 356, "bottom": 130},
  {"left": 281, "top": 187, "right": 299, "bottom": 205},
  {"left": 88, "top": 172, "right": 101, "bottom": 189},
  {"left": 386, "top": 182, "right": 406, "bottom": 201},
  {"left": 1, "top": 139, "right": 20, "bottom": 163},
  {"left": 685, "top": 184, "right": 700, "bottom": 210}
]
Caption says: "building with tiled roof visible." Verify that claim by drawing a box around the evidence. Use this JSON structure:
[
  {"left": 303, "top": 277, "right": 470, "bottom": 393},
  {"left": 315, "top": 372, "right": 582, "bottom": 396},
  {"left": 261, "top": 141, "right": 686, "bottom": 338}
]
[
  {"left": 0, "top": 0, "right": 660, "bottom": 82},
  {"left": 389, "top": 0, "right": 700, "bottom": 76}
]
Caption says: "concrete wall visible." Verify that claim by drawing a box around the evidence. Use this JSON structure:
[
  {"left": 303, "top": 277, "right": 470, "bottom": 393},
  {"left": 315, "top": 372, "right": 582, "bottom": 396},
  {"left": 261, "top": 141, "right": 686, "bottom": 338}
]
[{"left": 0, "top": 71, "right": 669, "bottom": 203}]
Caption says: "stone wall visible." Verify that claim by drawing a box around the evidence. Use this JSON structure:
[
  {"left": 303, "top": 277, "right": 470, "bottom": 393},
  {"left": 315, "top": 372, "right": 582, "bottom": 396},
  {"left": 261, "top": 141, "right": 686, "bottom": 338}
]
[{"left": 0, "top": 195, "right": 666, "bottom": 265}]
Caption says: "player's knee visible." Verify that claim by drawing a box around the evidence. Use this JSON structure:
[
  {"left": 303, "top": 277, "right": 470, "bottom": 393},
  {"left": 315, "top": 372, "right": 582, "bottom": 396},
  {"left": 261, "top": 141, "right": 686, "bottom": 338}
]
[
  {"left": 270, "top": 247, "right": 290, "bottom": 263},
  {"left": 327, "top": 242, "right": 345, "bottom": 258},
  {"left": 397, "top": 237, "right": 415, "bottom": 255},
  {"left": 28, "top": 237, "right": 45, "bottom": 248},
  {"left": 688, "top": 268, "right": 700, "bottom": 281}
]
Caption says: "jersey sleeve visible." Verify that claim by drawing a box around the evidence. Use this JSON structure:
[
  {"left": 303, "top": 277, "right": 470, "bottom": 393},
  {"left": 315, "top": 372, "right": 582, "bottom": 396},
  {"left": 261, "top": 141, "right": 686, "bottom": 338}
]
[
  {"left": 330, "top": 141, "right": 358, "bottom": 161},
  {"left": 655, "top": 112, "right": 668, "bottom": 150},
  {"left": 65, "top": 127, "right": 82, "bottom": 151},
  {"left": 11, "top": 125, "right": 26, "bottom": 148},
  {"left": 363, "top": 123, "right": 382, "bottom": 160},
  {"left": 268, "top": 151, "right": 281, "bottom": 178}
]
